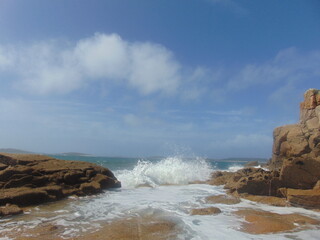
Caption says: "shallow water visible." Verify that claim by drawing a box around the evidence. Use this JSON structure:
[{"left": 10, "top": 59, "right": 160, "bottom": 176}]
[{"left": 0, "top": 156, "right": 319, "bottom": 239}]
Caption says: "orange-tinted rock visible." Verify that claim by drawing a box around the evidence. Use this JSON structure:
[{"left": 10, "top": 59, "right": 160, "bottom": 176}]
[
  {"left": 208, "top": 168, "right": 282, "bottom": 197},
  {"left": 235, "top": 209, "right": 320, "bottom": 234},
  {"left": 205, "top": 194, "right": 240, "bottom": 205},
  {"left": 79, "top": 216, "right": 181, "bottom": 240},
  {"left": 239, "top": 194, "right": 288, "bottom": 207},
  {"left": 206, "top": 89, "right": 320, "bottom": 209},
  {"left": 207, "top": 171, "right": 234, "bottom": 186},
  {"left": 0, "top": 204, "right": 23, "bottom": 216},
  {"left": 300, "top": 89, "right": 320, "bottom": 110},
  {"left": 282, "top": 188, "right": 320, "bottom": 209},
  {"left": 313, "top": 180, "right": 320, "bottom": 190},
  {"left": 280, "top": 157, "right": 320, "bottom": 189},
  {"left": 190, "top": 207, "right": 221, "bottom": 215},
  {"left": 270, "top": 89, "right": 320, "bottom": 171},
  {"left": 224, "top": 168, "right": 281, "bottom": 196},
  {"left": 80, "top": 181, "right": 101, "bottom": 195},
  {"left": 0, "top": 153, "right": 121, "bottom": 212}
]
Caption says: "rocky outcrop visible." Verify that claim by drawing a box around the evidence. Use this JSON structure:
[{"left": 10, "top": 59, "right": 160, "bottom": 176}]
[
  {"left": 0, "top": 153, "right": 120, "bottom": 214},
  {"left": 269, "top": 89, "right": 320, "bottom": 207},
  {"left": 209, "top": 89, "right": 320, "bottom": 209},
  {"left": 234, "top": 209, "right": 320, "bottom": 234},
  {"left": 270, "top": 88, "right": 320, "bottom": 171},
  {"left": 279, "top": 188, "right": 320, "bottom": 208},
  {"left": 209, "top": 168, "right": 282, "bottom": 196}
]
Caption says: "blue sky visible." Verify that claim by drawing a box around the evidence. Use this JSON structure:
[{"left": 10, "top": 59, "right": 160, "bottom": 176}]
[{"left": 0, "top": 0, "right": 319, "bottom": 158}]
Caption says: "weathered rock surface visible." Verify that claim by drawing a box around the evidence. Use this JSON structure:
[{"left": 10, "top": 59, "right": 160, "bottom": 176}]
[
  {"left": 270, "top": 89, "right": 320, "bottom": 172},
  {"left": 208, "top": 168, "right": 282, "bottom": 196},
  {"left": 235, "top": 209, "right": 320, "bottom": 234},
  {"left": 205, "top": 194, "right": 240, "bottom": 205},
  {"left": 279, "top": 188, "right": 320, "bottom": 209},
  {"left": 0, "top": 215, "right": 181, "bottom": 240},
  {"left": 0, "top": 153, "right": 120, "bottom": 214},
  {"left": 238, "top": 194, "right": 288, "bottom": 207},
  {"left": 0, "top": 204, "right": 23, "bottom": 216},
  {"left": 208, "top": 89, "right": 320, "bottom": 209},
  {"left": 190, "top": 207, "right": 221, "bottom": 215}
]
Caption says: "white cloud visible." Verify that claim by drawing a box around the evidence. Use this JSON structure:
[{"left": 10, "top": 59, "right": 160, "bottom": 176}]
[
  {"left": 123, "top": 113, "right": 141, "bottom": 126},
  {"left": 129, "top": 42, "right": 180, "bottom": 95},
  {"left": 0, "top": 33, "right": 181, "bottom": 95},
  {"left": 75, "top": 33, "right": 129, "bottom": 80},
  {"left": 0, "top": 46, "right": 14, "bottom": 69},
  {"left": 227, "top": 48, "right": 320, "bottom": 90}
]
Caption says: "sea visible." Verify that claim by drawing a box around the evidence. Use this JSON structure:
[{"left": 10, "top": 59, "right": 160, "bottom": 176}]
[{"left": 0, "top": 155, "right": 319, "bottom": 239}]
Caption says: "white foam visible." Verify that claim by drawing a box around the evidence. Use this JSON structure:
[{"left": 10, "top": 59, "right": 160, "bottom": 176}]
[
  {"left": 227, "top": 164, "right": 243, "bottom": 172},
  {"left": 1, "top": 157, "right": 319, "bottom": 239},
  {"left": 1, "top": 184, "right": 320, "bottom": 239},
  {"left": 115, "top": 156, "right": 213, "bottom": 188}
]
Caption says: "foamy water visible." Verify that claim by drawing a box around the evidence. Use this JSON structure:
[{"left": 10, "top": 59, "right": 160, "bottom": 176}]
[
  {"left": 115, "top": 156, "right": 213, "bottom": 188},
  {"left": 0, "top": 156, "right": 319, "bottom": 240}
]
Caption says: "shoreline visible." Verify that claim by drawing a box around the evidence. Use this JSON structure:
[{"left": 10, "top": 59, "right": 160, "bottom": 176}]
[{"left": 1, "top": 175, "right": 320, "bottom": 240}]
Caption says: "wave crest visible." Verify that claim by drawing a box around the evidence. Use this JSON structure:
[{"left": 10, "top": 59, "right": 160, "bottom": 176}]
[{"left": 115, "top": 156, "right": 213, "bottom": 188}]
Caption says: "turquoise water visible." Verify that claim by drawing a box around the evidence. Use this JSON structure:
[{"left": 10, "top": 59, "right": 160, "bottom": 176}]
[
  {"left": 50, "top": 155, "right": 264, "bottom": 171},
  {"left": 1, "top": 155, "right": 319, "bottom": 240}
]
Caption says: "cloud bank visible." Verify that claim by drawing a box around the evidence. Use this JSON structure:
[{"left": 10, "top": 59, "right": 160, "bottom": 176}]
[
  {"left": 0, "top": 32, "right": 319, "bottom": 157},
  {"left": 227, "top": 48, "right": 320, "bottom": 91},
  {"left": 0, "top": 33, "right": 181, "bottom": 95}
]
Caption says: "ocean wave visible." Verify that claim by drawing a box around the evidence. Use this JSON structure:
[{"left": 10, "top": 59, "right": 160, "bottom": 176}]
[
  {"left": 227, "top": 164, "right": 244, "bottom": 172},
  {"left": 115, "top": 156, "right": 213, "bottom": 188}
]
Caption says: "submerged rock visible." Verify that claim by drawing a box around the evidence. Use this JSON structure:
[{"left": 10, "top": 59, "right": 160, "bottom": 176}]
[
  {"left": 0, "top": 204, "right": 23, "bottom": 217},
  {"left": 0, "top": 153, "right": 121, "bottom": 213},
  {"left": 190, "top": 207, "right": 221, "bottom": 215},
  {"left": 234, "top": 209, "right": 320, "bottom": 234},
  {"left": 239, "top": 194, "right": 288, "bottom": 207},
  {"left": 205, "top": 194, "right": 240, "bottom": 205}
]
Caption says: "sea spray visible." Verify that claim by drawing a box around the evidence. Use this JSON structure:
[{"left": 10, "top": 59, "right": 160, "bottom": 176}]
[
  {"left": 115, "top": 156, "right": 213, "bottom": 188},
  {"left": 227, "top": 164, "right": 244, "bottom": 172}
]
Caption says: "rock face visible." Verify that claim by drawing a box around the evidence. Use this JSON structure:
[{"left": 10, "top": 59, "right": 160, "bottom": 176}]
[
  {"left": 270, "top": 89, "right": 320, "bottom": 207},
  {"left": 209, "top": 89, "right": 320, "bottom": 209},
  {"left": 209, "top": 168, "right": 282, "bottom": 197},
  {"left": 0, "top": 153, "right": 121, "bottom": 213},
  {"left": 270, "top": 89, "right": 320, "bottom": 171},
  {"left": 235, "top": 209, "right": 320, "bottom": 234}
]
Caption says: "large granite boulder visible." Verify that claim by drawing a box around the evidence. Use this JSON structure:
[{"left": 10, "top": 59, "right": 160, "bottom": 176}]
[
  {"left": 209, "top": 168, "right": 282, "bottom": 196},
  {"left": 270, "top": 89, "right": 320, "bottom": 170},
  {"left": 270, "top": 89, "right": 320, "bottom": 192},
  {"left": 0, "top": 153, "right": 121, "bottom": 213},
  {"left": 209, "top": 89, "right": 320, "bottom": 209},
  {"left": 279, "top": 188, "right": 320, "bottom": 209}
]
